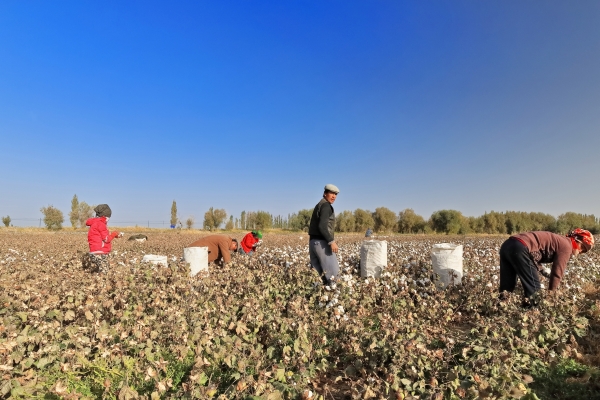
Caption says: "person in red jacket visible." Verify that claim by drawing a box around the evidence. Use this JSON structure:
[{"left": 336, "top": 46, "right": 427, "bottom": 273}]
[
  {"left": 239, "top": 230, "right": 262, "bottom": 255},
  {"left": 499, "top": 228, "right": 594, "bottom": 306},
  {"left": 85, "top": 204, "right": 123, "bottom": 273}
]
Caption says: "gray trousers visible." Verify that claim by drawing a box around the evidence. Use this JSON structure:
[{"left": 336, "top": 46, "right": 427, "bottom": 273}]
[{"left": 309, "top": 239, "right": 339, "bottom": 285}]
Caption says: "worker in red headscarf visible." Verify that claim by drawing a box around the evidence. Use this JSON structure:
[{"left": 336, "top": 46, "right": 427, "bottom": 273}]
[{"left": 499, "top": 228, "right": 594, "bottom": 305}]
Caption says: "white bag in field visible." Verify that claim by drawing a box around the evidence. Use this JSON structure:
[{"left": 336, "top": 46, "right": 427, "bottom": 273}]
[
  {"left": 184, "top": 246, "right": 209, "bottom": 276},
  {"left": 141, "top": 254, "right": 168, "bottom": 266},
  {"left": 360, "top": 240, "right": 387, "bottom": 278},
  {"left": 431, "top": 243, "right": 463, "bottom": 288}
]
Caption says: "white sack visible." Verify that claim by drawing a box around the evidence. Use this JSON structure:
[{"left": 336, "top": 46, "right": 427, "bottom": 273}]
[
  {"left": 360, "top": 240, "right": 387, "bottom": 278},
  {"left": 141, "top": 254, "right": 168, "bottom": 266},
  {"left": 431, "top": 243, "right": 463, "bottom": 288},
  {"left": 184, "top": 246, "right": 209, "bottom": 276}
]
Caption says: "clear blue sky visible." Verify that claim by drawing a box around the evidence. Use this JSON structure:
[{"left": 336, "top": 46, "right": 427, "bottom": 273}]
[{"left": 1, "top": 1, "right": 599, "bottom": 227}]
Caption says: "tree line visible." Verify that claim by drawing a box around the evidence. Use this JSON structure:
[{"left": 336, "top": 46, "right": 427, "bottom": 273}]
[
  {"left": 201, "top": 207, "right": 600, "bottom": 236},
  {"left": 13, "top": 194, "right": 600, "bottom": 235}
]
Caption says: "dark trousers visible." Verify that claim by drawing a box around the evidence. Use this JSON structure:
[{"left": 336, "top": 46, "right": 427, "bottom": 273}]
[{"left": 499, "top": 238, "right": 541, "bottom": 298}]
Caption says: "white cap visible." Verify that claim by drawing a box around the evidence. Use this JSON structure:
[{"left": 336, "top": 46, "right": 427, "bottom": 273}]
[{"left": 324, "top": 184, "right": 340, "bottom": 194}]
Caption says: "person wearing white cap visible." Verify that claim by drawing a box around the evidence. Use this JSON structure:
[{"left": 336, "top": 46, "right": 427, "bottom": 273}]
[{"left": 308, "top": 184, "right": 340, "bottom": 285}]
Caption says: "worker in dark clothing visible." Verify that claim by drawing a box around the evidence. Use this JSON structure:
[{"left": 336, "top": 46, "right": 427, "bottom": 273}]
[
  {"left": 308, "top": 184, "right": 340, "bottom": 285},
  {"left": 499, "top": 228, "right": 594, "bottom": 304}
]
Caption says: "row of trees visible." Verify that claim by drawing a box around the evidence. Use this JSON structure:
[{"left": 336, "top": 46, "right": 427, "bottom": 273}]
[
  {"left": 206, "top": 208, "right": 600, "bottom": 235},
  {"left": 19, "top": 196, "right": 600, "bottom": 235}
]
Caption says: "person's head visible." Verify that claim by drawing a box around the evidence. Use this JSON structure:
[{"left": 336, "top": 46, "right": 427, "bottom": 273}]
[
  {"left": 252, "top": 230, "right": 263, "bottom": 239},
  {"left": 323, "top": 184, "right": 339, "bottom": 204},
  {"left": 568, "top": 228, "right": 594, "bottom": 255},
  {"left": 230, "top": 238, "right": 238, "bottom": 251},
  {"left": 94, "top": 204, "right": 112, "bottom": 218}
]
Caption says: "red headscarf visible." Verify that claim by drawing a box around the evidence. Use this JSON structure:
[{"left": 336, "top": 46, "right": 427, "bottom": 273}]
[{"left": 567, "top": 228, "right": 595, "bottom": 253}]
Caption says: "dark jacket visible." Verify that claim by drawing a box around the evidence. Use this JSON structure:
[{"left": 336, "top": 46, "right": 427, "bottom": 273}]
[{"left": 309, "top": 198, "right": 335, "bottom": 243}]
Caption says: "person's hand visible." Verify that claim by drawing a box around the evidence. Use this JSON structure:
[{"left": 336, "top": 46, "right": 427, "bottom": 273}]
[
  {"left": 118, "top": 232, "right": 124, "bottom": 238},
  {"left": 541, "top": 267, "right": 551, "bottom": 278},
  {"left": 330, "top": 242, "right": 339, "bottom": 253}
]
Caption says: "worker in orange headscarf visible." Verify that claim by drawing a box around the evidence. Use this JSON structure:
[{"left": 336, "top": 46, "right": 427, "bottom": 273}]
[{"left": 499, "top": 228, "right": 594, "bottom": 306}]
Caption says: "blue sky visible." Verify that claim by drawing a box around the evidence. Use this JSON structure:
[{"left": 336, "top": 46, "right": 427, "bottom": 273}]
[{"left": 1, "top": 1, "right": 599, "bottom": 227}]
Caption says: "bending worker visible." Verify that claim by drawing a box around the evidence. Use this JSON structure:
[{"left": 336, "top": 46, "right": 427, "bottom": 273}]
[
  {"left": 499, "top": 228, "right": 594, "bottom": 303},
  {"left": 308, "top": 184, "right": 340, "bottom": 286},
  {"left": 239, "top": 230, "right": 262, "bottom": 255},
  {"left": 187, "top": 234, "right": 238, "bottom": 266}
]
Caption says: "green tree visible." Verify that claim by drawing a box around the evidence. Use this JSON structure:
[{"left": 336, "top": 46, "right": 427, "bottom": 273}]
[
  {"left": 354, "top": 209, "right": 374, "bottom": 233},
  {"left": 186, "top": 216, "right": 195, "bottom": 229},
  {"left": 335, "top": 210, "right": 355, "bottom": 232},
  {"left": 77, "top": 202, "right": 94, "bottom": 228},
  {"left": 397, "top": 208, "right": 426, "bottom": 233},
  {"left": 240, "top": 211, "right": 246, "bottom": 230},
  {"left": 254, "top": 211, "right": 272, "bottom": 230},
  {"left": 69, "top": 194, "right": 79, "bottom": 229},
  {"left": 288, "top": 209, "right": 313, "bottom": 231},
  {"left": 170, "top": 201, "right": 178, "bottom": 227},
  {"left": 40, "top": 205, "right": 64, "bottom": 230},
  {"left": 556, "top": 212, "right": 600, "bottom": 234},
  {"left": 373, "top": 207, "right": 397, "bottom": 232},
  {"left": 481, "top": 211, "right": 506, "bottom": 234},
  {"left": 203, "top": 207, "right": 227, "bottom": 230},
  {"left": 429, "top": 209, "right": 467, "bottom": 234},
  {"left": 225, "top": 215, "right": 234, "bottom": 230},
  {"left": 529, "top": 212, "right": 557, "bottom": 232},
  {"left": 2, "top": 215, "right": 10, "bottom": 227}
]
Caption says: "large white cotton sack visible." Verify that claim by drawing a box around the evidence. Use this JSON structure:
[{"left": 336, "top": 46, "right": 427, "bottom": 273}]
[
  {"left": 360, "top": 240, "right": 387, "bottom": 278},
  {"left": 184, "top": 247, "right": 209, "bottom": 276},
  {"left": 431, "top": 243, "right": 463, "bottom": 288}
]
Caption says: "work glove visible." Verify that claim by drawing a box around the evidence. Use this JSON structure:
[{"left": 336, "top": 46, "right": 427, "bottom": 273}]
[{"left": 540, "top": 267, "right": 551, "bottom": 278}]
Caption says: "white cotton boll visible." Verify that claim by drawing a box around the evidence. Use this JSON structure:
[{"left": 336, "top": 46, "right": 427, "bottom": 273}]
[
  {"left": 486, "top": 283, "right": 492, "bottom": 287},
  {"left": 319, "top": 302, "right": 325, "bottom": 308}
]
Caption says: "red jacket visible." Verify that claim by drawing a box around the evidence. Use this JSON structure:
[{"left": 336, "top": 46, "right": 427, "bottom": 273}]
[
  {"left": 240, "top": 232, "right": 259, "bottom": 253},
  {"left": 86, "top": 217, "right": 119, "bottom": 254}
]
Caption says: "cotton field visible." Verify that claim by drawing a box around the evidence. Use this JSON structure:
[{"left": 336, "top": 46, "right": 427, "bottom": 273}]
[{"left": 1, "top": 231, "right": 599, "bottom": 399}]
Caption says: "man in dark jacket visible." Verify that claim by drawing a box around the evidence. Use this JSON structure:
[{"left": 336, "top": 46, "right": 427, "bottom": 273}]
[{"left": 308, "top": 184, "right": 340, "bottom": 285}]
